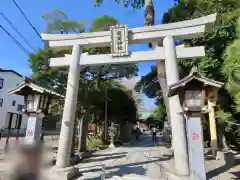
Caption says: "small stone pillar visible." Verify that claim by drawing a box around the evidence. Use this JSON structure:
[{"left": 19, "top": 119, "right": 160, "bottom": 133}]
[
  {"left": 186, "top": 112, "right": 206, "bottom": 180},
  {"left": 108, "top": 123, "right": 116, "bottom": 148},
  {"left": 25, "top": 113, "right": 43, "bottom": 145}
]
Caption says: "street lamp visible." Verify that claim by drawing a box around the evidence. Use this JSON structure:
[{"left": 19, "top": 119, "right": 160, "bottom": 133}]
[
  {"left": 167, "top": 66, "right": 223, "bottom": 180},
  {"left": 9, "top": 77, "right": 63, "bottom": 145}
]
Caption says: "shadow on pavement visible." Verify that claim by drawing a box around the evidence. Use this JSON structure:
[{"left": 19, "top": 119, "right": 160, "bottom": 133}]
[
  {"left": 231, "top": 171, "right": 240, "bottom": 180},
  {"left": 106, "top": 165, "right": 146, "bottom": 178},
  {"left": 206, "top": 154, "right": 240, "bottom": 179},
  {"left": 124, "top": 135, "right": 168, "bottom": 148},
  {"left": 83, "top": 154, "right": 127, "bottom": 163},
  {"left": 90, "top": 152, "right": 127, "bottom": 158},
  {"left": 78, "top": 154, "right": 172, "bottom": 174}
]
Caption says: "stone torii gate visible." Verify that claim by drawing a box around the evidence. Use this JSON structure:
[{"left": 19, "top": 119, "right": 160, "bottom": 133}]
[{"left": 41, "top": 13, "right": 217, "bottom": 179}]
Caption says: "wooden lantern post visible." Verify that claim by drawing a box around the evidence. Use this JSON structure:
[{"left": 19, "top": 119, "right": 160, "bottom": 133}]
[{"left": 207, "top": 87, "right": 218, "bottom": 157}]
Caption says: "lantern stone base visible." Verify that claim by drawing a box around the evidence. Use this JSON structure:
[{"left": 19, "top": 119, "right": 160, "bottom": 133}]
[
  {"left": 109, "top": 143, "right": 116, "bottom": 148},
  {"left": 216, "top": 151, "right": 234, "bottom": 167},
  {"left": 47, "top": 166, "right": 81, "bottom": 180}
]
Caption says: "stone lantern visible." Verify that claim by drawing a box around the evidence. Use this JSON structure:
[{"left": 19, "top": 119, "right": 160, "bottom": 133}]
[
  {"left": 108, "top": 122, "right": 117, "bottom": 148},
  {"left": 167, "top": 66, "right": 223, "bottom": 180},
  {"left": 9, "top": 77, "right": 63, "bottom": 145}
]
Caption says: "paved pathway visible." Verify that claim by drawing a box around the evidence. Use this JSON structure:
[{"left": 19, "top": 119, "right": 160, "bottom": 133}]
[
  {"left": 0, "top": 133, "right": 239, "bottom": 180},
  {"left": 74, "top": 134, "right": 171, "bottom": 180},
  {"left": 72, "top": 133, "right": 240, "bottom": 180}
]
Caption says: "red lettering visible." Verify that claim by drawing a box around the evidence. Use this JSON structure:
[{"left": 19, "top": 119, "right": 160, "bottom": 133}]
[
  {"left": 27, "top": 129, "right": 33, "bottom": 136},
  {"left": 192, "top": 133, "right": 200, "bottom": 140}
]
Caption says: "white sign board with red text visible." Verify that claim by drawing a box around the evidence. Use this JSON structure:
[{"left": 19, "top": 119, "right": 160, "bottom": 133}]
[
  {"left": 25, "top": 115, "right": 42, "bottom": 144},
  {"left": 187, "top": 115, "right": 206, "bottom": 180}
]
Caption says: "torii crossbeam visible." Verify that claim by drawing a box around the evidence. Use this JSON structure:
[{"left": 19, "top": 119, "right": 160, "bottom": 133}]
[{"left": 49, "top": 46, "right": 205, "bottom": 67}]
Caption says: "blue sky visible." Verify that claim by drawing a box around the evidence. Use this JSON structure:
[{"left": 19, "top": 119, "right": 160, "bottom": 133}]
[{"left": 0, "top": 0, "right": 174, "bottom": 114}]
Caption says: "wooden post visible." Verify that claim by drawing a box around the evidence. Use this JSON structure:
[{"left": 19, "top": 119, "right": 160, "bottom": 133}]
[{"left": 207, "top": 88, "right": 218, "bottom": 158}]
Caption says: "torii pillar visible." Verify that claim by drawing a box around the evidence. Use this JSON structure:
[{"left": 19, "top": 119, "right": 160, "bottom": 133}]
[
  {"left": 51, "top": 45, "right": 83, "bottom": 179},
  {"left": 163, "top": 36, "right": 189, "bottom": 175}
]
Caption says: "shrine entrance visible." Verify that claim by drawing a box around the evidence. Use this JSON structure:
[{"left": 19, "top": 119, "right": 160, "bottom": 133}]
[{"left": 41, "top": 13, "right": 217, "bottom": 177}]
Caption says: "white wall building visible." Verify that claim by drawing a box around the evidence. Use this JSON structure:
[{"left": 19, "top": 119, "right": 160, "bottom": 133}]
[{"left": 0, "top": 69, "right": 27, "bottom": 132}]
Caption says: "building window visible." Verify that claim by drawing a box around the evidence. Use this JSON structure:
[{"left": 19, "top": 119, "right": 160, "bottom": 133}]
[
  {"left": 12, "top": 101, "right": 16, "bottom": 106},
  {"left": 5, "top": 113, "right": 22, "bottom": 129},
  {"left": 16, "top": 115, "right": 22, "bottom": 129},
  {"left": 0, "top": 78, "right": 3, "bottom": 89},
  {"left": 5, "top": 113, "right": 12, "bottom": 129},
  {"left": 11, "top": 114, "right": 17, "bottom": 129},
  {"left": 17, "top": 104, "right": 24, "bottom": 111},
  {"left": 0, "top": 98, "right": 3, "bottom": 107}
]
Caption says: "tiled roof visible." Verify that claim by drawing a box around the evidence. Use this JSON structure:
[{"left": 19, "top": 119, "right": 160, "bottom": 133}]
[
  {"left": 167, "top": 66, "right": 224, "bottom": 97},
  {"left": 8, "top": 77, "right": 64, "bottom": 98}
]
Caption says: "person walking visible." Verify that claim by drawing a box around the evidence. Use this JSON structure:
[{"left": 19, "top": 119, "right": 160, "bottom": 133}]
[
  {"left": 152, "top": 126, "right": 157, "bottom": 141},
  {"left": 135, "top": 127, "right": 141, "bottom": 140}
]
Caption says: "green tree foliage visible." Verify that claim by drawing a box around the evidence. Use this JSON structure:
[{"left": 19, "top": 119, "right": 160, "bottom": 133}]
[
  {"left": 133, "top": 0, "right": 240, "bottom": 148},
  {"left": 221, "top": 18, "right": 240, "bottom": 146},
  {"left": 135, "top": 65, "right": 159, "bottom": 98},
  {"left": 105, "top": 85, "right": 137, "bottom": 123},
  {"left": 93, "top": 0, "right": 180, "bottom": 8},
  {"left": 43, "top": 10, "right": 85, "bottom": 33},
  {"left": 29, "top": 12, "right": 138, "bottom": 130},
  {"left": 28, "top": 48, "right": 70, "bottom": 93},
  {"left": 163, "top": 0, "right": 240, "bottom": 80},
  {"left": 94, "top": 0, "right": 144, "bottom": 8},
  {"left": 146, "top": 95, "right": 166, "bottom": 129},
  {"left": 162, "top": 0, "right": 240, "bottom": 149},
  {"left": 91, "top": 16, "right": 118, "bottom": 31}
]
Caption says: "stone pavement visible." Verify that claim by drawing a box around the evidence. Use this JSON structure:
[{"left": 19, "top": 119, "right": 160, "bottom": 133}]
[
  {"left": 204, "top": 153, "right": 240, "bottom": 180},
  {"left": 71, "top": 133, "right": 240, "bottom": 180},
  {"left": 0, "top": 133, "right": 239, "bottom": 180},
  {"left": 73, "top": 134, "right": 172, "bottom": 180}
]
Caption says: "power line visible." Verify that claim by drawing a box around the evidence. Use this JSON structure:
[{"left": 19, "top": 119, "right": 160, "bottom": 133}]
[
  {"left": 12, "top": 0, "right": 42, "bottom": 40},
  {"left": 0, "top": 12, "right": 35, "bottom": 52},
  {"left": 0, "top": 24, "right": 29, "bottom": 55}
]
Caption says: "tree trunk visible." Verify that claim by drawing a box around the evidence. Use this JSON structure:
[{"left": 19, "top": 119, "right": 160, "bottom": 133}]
[
  {"left": 78, "top": 113, "right": 89, "bottom": 152},
  {"left": 144, "top": 0, "right": 172, "bottom": 149},
  {"left": 222, "top": 134, "right": 229, "bottom": 151},
  {"left": 156, "top": 62, "right": 171, "bottom": 123},
  {"left": 144, "top": 0, "right": 171, "bottom": 130},
  {"left": 94, "top": 115, "right": 98, "bottom": 135},
  {"left": 218, "top": 126, "right": 229, "bottom": 151},
  {"left": 144, "top": 0, "right": 155, "bottom": 27},
  {"left": 104, "top": 87, "right": 108, "bottom": 142},
  {"left": 71, "top": 118, "right": 77, "bottom": 156}
]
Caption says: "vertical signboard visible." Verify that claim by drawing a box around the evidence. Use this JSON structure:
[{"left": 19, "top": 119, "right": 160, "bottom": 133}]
[
  {"left": 25, "top": 116, "right": 42, "bottom": 144},
  {"left": 187, "top": 116, "right": 206, "bottom": 180}
]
